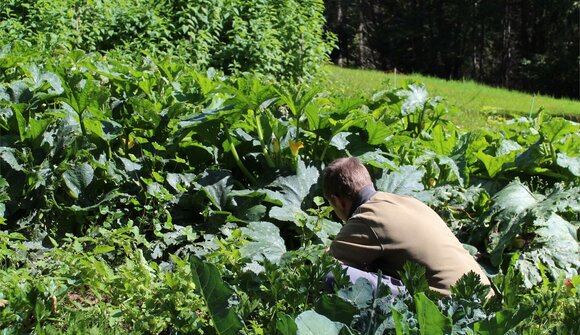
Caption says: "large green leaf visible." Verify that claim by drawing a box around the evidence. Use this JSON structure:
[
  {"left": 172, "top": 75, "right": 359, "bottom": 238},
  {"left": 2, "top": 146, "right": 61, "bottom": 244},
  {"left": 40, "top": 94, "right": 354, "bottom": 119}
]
[
  {"left": 315, "top": 294, "right": 357, "bottom": 325},
  {"left": 190, "top": 257, "right": 244, "bottom": 335},
  {"left": 414, "top": 292, "right": 452, "bottom": 335},
  {"left": 486, "top": 182, "right": 579, "bottom": 281},
  {"left": 375, "top": 165, "right": 425, "bottom": 196},
  {"left": 60, "top": 78, "right": 106, "bottom": 116},
  {"left": 276, "top": 313, "right": 298, "bottom": 335},
  {"left": 62, "top": 163, "right": 94, "bottom": 199},
  {"left": 473, "top": 306, "right": 534, "bottom": 335},
  {"left": 539, "top": 118, "right": 578, "bottom": 144},
  {"left": 240, "top": 221, "right": 286, "bottom": 265},
  {"left": 485, "top": 181, "right": 540, "bottom": 266},
  {"left": 265, "top": 161, "right": 319, "bottom": 222},
  {"left": 166, "top": 173, "right": 197, "bottom": 192},
  {"left": 485, "top": 181, "right": 541, "bottom": 222},
  {"left": 26, "top": 118, "right": 51, "bottom": 145},
  {"left": 357, "top": 150, "right": 397, "bottom": 170},
  {"left": 364, "top": 120, "right": 392, "bottom": 145},
  {"left": 473, "top": 151, "right": 516, "bottom": 178},
  {"left": 337, "top": 277, "right": 374, "bottom": 309},
  {"left": 416, "top": 151, "right": 464, "bottom": 186},
  {"left": 420, "top": 124, "right": 457, "bottom": 156},
  {"left": 295, "top": 310, "right": 343, "bottom": 335},
  {"left": 515, "top": 214, "right": 579, "bottom": 288},
  {"left": 532, "top": 183, "right": 580, "bottom": 215},
  {"left": 0, "top": 147, "right": 26, "bottom": 172},
  {"left": 196, "top": 170, "right": 234, "bottom": 211},
  {"left": 496, "top": 139, "right": 522, "bottom": 156},
  {"left": 20, "top": 63, "right": 63, "bottom": 95},
  {"left": 556, "top": 152, "right": 580, "bottom": 176}
]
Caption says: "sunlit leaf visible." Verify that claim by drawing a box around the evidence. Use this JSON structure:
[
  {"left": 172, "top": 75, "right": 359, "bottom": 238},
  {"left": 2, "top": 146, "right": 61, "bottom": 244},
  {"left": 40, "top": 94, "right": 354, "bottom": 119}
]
[
  {"left": 415, "top": 292, "right": 452, "bottom": 335},
  {"left": 240, "top": 221, "right": 286, "bottom": 265},
  {"left": 265, "top": 160, "right": 319, "bottom": 221},
  {"left": 556, "top": 152, "right": 580, "bottom": 176},
  {"left": 375, "top": 165, "right": 425, "bottom": 196},
  {"left": 295, "top": 310, "right": 343, "bottom": 335}
]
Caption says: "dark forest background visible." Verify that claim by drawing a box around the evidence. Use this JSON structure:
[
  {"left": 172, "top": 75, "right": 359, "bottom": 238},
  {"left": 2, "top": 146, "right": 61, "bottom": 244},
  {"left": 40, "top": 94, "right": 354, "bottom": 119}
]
[{"left": 324, "top": 0, "right": 579, "bottom": 100}]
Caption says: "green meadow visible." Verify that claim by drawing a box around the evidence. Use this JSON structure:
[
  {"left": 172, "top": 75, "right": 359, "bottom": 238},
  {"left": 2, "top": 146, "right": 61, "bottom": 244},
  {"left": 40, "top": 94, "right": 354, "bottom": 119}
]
[{"left": 323, "top": 65, "right": 580, "bottom": 131}]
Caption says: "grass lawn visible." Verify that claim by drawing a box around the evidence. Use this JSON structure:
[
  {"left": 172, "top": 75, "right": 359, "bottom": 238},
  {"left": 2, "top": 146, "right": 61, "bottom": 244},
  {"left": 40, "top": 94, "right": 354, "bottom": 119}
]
[{"left": 322, "top": 65, "right": 580, "bottom": 131}]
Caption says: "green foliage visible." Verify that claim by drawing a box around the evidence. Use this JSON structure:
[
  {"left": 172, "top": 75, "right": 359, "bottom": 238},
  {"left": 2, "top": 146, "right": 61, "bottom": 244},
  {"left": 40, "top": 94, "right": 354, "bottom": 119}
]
[
  {"left": 0, "top": 228, "right": 207, "bottom": 333},
  {"left": 323, "top": 65, "right": 580, "bottom": 130},
  {"left": 190, "top": 257, "right": 244, "bottom": 335},
  {"left": 0, "top": 46, "right": 577, "bottom": 332},
  {"left": 0, "top": 0, "right": 334, "bottom": 82}
]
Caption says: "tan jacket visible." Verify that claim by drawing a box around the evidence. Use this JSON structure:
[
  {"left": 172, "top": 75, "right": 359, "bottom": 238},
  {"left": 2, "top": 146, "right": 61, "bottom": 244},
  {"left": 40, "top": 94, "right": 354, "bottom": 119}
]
[{"left": 330, "top": 191, "right": 491, "bottom": 296}]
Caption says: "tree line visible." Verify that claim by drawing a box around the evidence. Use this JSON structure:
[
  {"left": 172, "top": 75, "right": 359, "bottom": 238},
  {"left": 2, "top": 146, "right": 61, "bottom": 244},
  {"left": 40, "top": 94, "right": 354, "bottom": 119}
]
[{"left": 324, "top": 0, "right": 579, "bottom": 100}]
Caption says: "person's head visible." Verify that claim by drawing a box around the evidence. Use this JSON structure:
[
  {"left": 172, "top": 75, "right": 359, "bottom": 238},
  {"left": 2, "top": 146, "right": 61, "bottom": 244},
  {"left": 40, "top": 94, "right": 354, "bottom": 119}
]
[{"left": 322, "top": 157, "right": 373, "bottom": 221}]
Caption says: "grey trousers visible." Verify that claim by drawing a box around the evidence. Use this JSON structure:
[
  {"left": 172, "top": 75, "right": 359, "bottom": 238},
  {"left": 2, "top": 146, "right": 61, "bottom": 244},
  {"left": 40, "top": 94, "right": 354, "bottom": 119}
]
[{"left": 325, "top": 265, "right": 407, "bottom": 296}]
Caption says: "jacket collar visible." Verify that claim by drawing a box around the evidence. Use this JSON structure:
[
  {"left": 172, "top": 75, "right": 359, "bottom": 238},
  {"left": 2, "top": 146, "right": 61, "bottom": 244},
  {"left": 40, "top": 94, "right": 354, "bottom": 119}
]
[{"left": 348, "top": 184, "right": 377, "bottom": 218}]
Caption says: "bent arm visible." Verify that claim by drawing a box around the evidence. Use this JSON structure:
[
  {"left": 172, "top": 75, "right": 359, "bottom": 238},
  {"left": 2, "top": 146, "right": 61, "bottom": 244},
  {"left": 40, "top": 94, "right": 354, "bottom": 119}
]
[{"left": 330, "top": 219, "right": 382, "bottom": 272}]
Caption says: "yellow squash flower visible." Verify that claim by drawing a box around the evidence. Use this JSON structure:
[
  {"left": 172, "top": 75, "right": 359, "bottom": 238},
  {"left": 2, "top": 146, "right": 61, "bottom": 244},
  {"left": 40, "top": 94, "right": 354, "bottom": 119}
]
[{"left": 289, "top": 139, "right": 304, "bottom": 157}]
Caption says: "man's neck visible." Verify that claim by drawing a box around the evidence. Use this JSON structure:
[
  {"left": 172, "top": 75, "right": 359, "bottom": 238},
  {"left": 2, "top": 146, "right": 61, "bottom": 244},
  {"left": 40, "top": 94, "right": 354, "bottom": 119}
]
[{"left": 348, "top": 184, "right": 377, "bottom": 218}]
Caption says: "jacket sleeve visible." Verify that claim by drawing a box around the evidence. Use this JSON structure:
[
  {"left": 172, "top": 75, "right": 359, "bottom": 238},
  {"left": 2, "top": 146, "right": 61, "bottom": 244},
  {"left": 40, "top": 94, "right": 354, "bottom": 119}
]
[{"left": 329, "top": 218, "right": 383, "bottom": 272}]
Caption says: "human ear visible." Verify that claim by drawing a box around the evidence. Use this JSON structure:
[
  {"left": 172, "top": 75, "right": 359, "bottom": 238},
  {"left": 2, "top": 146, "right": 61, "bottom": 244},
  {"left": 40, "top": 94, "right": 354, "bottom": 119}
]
[{"left": 327, "top": 195, "right": 340, "bottom": 212}]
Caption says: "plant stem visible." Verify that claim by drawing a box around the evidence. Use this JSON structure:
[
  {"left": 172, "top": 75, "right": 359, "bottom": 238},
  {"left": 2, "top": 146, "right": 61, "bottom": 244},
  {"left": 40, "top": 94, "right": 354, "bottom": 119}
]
[
  {"left": 226, "top": 128, "right": 258, "bottom": 186},
  {"left": 254, "top": 110, "right": 275, "bottom": 168}
]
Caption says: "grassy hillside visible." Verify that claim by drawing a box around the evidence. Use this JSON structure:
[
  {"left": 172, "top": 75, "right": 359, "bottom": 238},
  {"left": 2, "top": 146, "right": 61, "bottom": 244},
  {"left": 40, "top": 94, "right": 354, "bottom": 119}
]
[{"left": 323, "top": 65, "right": 580, "bottom": 130}]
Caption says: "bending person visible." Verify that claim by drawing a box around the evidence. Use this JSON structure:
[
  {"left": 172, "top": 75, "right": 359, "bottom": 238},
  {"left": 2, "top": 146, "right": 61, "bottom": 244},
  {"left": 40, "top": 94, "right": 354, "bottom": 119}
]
[{"left": 322, "top": 157, "right": 491, "bottom": 296}]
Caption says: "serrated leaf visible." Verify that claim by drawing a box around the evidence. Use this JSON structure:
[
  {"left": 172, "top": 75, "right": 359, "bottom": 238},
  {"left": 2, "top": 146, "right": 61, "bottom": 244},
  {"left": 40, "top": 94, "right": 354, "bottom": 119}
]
[
  {"left": 295, "top": 310, "right": 343, "bottom": 335},
  {"left": 240, "top": 221, "right": 286, "bottom": 265},
  {"left": 357, "top": 150, "right": 396, "bottom": 170},
  {"left": 329, "top": 132, "right": 351, "bottom": 150},
  {"left": 532, "top": 184, "right": 580, "bottom": 215},
  {"left": 376, "top": 165, "right": 425, "bottom": 196},
  {"left": 313, "top": 218, "right": 343, "bottom": 244},
  {"left": 20, "top": 63, "right": 63, "bottom": 95},
  {"left": 450, "top": 271, "right": 490, "bottom": 302},
  {"left": 265, "top": 161, "right": 319, "bottom": 221},
  {"left": 485, "top": 181, "right": 541, "bottom": 266},
  {"left": 540, "top": 118, "right": 578, "bottom": 144},
  {"left": 416, "top": 151, "right": 464, "bottom": 186},
  {"left": 190, "top": 257, "right": 243, "bottom": 335},
  {"left": 516, "top": 214, "right": 580, "bottom": 287},
  {"left": 61, "top": 79, "right": 105, "bottom": 116}
]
